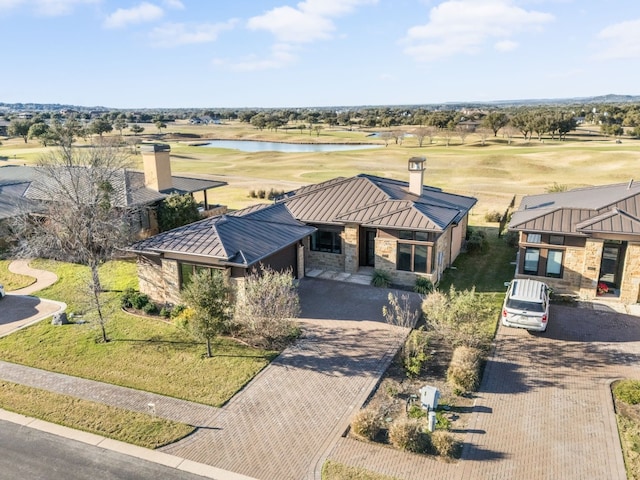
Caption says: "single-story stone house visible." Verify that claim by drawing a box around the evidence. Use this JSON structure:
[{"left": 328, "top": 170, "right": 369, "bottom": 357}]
[
  {"left": 0, "top": 143, "right": 226, "bottom": 238},
  {"left": 509, "top": 181, "right": 640, "bottom": 303},
  {"left": 130, "top": 157, "right": 477, "bottom": 304}
]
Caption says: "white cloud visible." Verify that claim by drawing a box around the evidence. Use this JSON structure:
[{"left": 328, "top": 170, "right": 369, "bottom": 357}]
[
  {"left": 163, "top": 0, "right": 183, "bottom": 9},
  {"left": 103, "top": 2, "right": 164, "bottom": 29},
  {"left": 149, "top": 19, "right": 237, "bottom": 47},
  {"left": 593, "top": 18, "right": 640, "bottom": 60},
  {"left": 217, "top": 44, "right": 298, "bottom": 72},
  {"left": 247, "top": 0, "right": 377, "bottom": 44},
  {"left": 494, "top": 39, "right": 518, "bottom": 52},
  {"left": 0, "top": 0, "right": 98, "bottom": 16},
  {"left": 403, "top": 0, "right": 553, "bottom": 61}
]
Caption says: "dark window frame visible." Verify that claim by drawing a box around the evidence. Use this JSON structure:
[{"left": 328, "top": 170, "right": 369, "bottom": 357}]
[
  {"left": 179, "top": 262, "right": 217, "bottom": 289},
  {"left": 311, "top": 228, "right": 342, "bottom": 254},
  {"left": 397, "top": 242, "right": 430, "bottom": 274},
  {"left": 523, "top": 247, "right": 540, "bottom": 275},
  {"left": 546, "top": 249, "right": 563, "bottom": 278}
]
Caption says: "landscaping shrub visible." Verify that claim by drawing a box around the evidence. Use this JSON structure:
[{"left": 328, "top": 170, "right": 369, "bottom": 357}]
[
  {"left": 350, "top": 408, "right": 382, "bottom": 441},
  {"left": 435, "top": 411, "right": 451, "bottom": 430},
  {"left": 142, "top": 302, "right": 159, "bottom": 315},
  {"left": 170, "top": 304, "right": 187, "bottom": 319},
  {"left": 414, "top": 277, "right": 434, "bottom": 295},
  {"left": 121, "top": 288, "right": 152, "bottom": 310},
  {"left": 613, "top": 380, "right": 640, "bottom": 405},
  {"left": 388, "top": 419, "right": 430, "bottom": 453},
  {"left": 159, "top": 307, "right": 171, "bottom": 318},
  {"left": 407, "top": 404, "right": 427, "bottom": 419},
  {"left": 422, "top": 286, "right": 493, "bottom": 350},
  {"left": 447, "top": 346, "right": 483, "bottom": 395},
  {"left": 484, "top": 211, "right": 502, "bottom": 223},
  {"left": 248, "top": 189, "right": 256, "bottom": 198},
  {"left": 431, "top": 430, "right": 460, "bottom": 458},
  {"left": 257, "top": 189, "right": 266, "bottom": 199},
  {"left": 382, "top": 378, "right": 401, "bottom": 399},
  {"left": 402, "top": 329, "right": 430, "bottom": 378},
  {"left": 504, "top": 230, "right": 519, "bottom": 248},
  {"left": 371, "top": 269, "right": 392, "bottom": 288},
  {"left": 466, "top": 230, "right": 488, "bottom": 254}
]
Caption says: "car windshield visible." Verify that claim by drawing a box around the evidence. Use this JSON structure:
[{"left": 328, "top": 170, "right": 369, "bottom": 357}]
[{"left": 506, "top": 298, "right": 545, "bottom": 312}]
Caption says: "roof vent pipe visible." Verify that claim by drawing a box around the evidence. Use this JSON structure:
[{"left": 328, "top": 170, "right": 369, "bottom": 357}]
[{"left": 628, "top": 179, "right": 634, "bottom": 190}]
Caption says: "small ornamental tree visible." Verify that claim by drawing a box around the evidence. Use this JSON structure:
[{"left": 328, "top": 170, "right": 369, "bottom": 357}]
[
  {"left": 234, "top": 266, "right": 300, "bottom": 348},
  {"left": 180, "top": 269, "right": 233, "bottom": 358},
  {"left": 157, "top": 193, "right": 201, "bottom": 232}
]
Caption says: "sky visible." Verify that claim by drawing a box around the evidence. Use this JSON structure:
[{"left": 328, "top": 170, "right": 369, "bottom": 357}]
[{"left": 1, "top": 0, "right": 640, "bottom": 109}]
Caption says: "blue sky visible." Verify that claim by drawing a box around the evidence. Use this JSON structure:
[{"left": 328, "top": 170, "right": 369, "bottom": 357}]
[{"left": 2, "top": 0, "right": 639, "bottom": 108}]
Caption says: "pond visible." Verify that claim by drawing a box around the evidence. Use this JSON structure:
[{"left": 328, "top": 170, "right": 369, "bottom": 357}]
[{"left": 200, "top": 139, "right": 381, "bottom": 153}]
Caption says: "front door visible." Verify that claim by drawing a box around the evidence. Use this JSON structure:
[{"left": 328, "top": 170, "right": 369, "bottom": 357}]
[
  {"left": 365, "top": 229, "right": 376, "bottom": 267},
  {"left": 599, "top": 241, "right": 626, "bottom": 291}
]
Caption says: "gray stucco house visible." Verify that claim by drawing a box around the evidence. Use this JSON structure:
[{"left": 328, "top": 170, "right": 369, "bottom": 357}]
[
  {"left": 131, "top": 157, "right": 477, "bottom": 305},
  {"left": 509, "top": 181, "right": 640, "bottom": 303}
]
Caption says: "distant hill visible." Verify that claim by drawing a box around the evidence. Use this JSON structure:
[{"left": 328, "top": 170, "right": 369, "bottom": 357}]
[{"left": 0, "top": 94, "right": 638, "bottom": 112}]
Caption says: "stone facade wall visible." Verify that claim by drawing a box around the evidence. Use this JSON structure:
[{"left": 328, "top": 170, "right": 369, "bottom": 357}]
[
  {"left": 343, "top": 225, "right": 359, "bottom": 274},
  {"left": 578, "top": 239, "right": 603, "bottom": 299},
  {"left": 303, "top": 236, "right": 346, "bottom": 271},
  {"left": 620, "top": 242, "right": 640, "bottom": 303},
  {"left": 137, "top": 256, "right": 172, "bottom": 305},
  {"left": 375, "top": 234, "right": 436, "bottom": 287}
]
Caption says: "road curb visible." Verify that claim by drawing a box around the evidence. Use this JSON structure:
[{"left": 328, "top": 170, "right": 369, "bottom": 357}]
[{"left": 0, "top": 408, "right": 258, "bottom": 480}]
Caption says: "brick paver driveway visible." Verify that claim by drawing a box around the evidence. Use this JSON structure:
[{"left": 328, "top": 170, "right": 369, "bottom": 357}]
[
  {"left": 330, "top": 303, "right": 637, "bottom": 479},
  {"left": 160, "top": 278, "right": 420, "bottom": 480}
]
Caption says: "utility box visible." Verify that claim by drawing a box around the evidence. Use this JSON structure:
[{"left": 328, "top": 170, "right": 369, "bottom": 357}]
[
  {"left": 419, "top": 385, "right": 440, "bottom": 411},
  {"left": 427, "top": 411, "right": 437, "bottom": 432}
]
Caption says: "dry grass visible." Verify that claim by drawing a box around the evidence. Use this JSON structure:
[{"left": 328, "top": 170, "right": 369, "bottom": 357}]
[
  {"left": 0, "top": 380, "right": 194, "bottom": 449},
  {"left": 3, "top": 122, "right": 640, "bottom": 215},
  {"left": 322, "top": 461, "right": 400, "bottom": 480}
]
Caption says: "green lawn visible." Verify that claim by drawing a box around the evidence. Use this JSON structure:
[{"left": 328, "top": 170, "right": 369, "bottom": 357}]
[
  {"left": 0, "top": 380, "right": 194, "bottom": 449},
  {"left": 0, "top": 260, "right": 278, "bottom": 407},
  {"left": 0, "top": 260, "right": 36, "bottom": 291}
]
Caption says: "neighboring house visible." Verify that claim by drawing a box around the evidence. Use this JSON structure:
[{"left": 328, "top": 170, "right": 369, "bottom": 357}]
[
  {"left": 130, "top": 157, "right": 476, "bottom": 305},
  {"left": 509, "top": 181, "right": 640, "bottom": 303},
  {"left": 129, "top": 202, "right": 315, "bottom": 305},
  {"left": 0, "top": 144, "right": 227, "bottom": 237}
]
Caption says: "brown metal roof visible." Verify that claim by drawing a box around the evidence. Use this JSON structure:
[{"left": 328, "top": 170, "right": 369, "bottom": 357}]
[
  {"left": 279, "top": 174, "right": 476, "bottom": 231},
  {"left": 577, "top": 209, "right": 640, "bottom": 235},
  {"left": 129, "top": 203, "right": 315, "bottom": 267},
  {"left": 510, "top": 181, "right": 640, "bottom": 236}
]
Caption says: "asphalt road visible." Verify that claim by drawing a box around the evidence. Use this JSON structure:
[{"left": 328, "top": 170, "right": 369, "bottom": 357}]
[{"left": 0, "top": 420, "right": 207, "bottom": 480}]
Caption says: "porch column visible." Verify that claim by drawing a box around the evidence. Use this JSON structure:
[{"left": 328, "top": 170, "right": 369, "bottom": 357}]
[
  {"left": 579, "top": 239, "right": 604, "bottom": 299},
  {"left": 344, "top": 225, "right": 359, "bottom": 274}
]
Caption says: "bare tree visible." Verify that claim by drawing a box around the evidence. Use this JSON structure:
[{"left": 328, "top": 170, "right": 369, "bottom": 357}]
[
  {"left": 379, "top": 131, "right": 393, "bottom": 146},
  {"left": 234, "top": 266, "right": 300, "bottom": 348},
  {"left": 11, "top": 141, "right": 135, "bottom": 342},
  {"left": 502, "top": 125, "right": 517, "bottom": 145},
  {"left": 455, "top": 124, "right": 470, "bottom": 144},
  {"left": 391, "top": 129, "right": 404, "bottom": 145},
  {"left": 476, "top": 127, "right": 492, "bottom": 146},
  {"left": 439, "top": 127, "right": 455, "bottom": 147}
]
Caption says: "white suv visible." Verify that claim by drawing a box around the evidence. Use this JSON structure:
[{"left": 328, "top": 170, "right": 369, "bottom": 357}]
[{"left": 501, "top": 279, "right": 550, "bottom": 332}]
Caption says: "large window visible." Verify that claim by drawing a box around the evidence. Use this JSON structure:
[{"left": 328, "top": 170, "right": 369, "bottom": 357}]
[
  {"left": 546, "top": 250, "right": 563, "bottom": 278},
  {"left": 311, "top": 229, "right": 342, "bottom": 254},
  {"left": 180, "top": 263, "right": 217, "bottom": 288},
  {"left": 397, "top": 243, "right": 429, "bottom": 273},
  {"left": 523, "top": 248, "right": 540, "bottom": 275}
]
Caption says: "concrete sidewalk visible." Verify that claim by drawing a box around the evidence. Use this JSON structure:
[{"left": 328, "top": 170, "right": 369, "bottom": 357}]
[{"left": 8, "top": 259, "right": 58, "bottom": 295}]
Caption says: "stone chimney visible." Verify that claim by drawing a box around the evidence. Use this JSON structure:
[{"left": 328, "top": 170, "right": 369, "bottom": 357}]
[
  {"left": 141, "top": 143, "right": 173, "bottom": 192},
  {"left": 408, "top": 157, "right": 426, "bottom": 196}
]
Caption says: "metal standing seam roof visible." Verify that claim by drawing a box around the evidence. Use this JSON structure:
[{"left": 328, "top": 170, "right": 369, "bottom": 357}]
[
  {"left": 129, "top": 203, "right": 316, "bottom": 267},
  {"left": 0, "top": 165, "right": 226, "bottom": 209},
  {"left": 510, "top": 181, "right": 640, "bottom": 235},
  {"left": 278, "top": 174, "right": 476, "bottom": 231}
]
